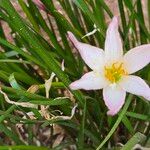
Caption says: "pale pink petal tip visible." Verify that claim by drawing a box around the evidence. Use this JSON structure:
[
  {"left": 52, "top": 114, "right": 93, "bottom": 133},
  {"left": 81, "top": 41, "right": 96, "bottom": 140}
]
[
  {"left": 69, "top": 82, "right": 78, "bottom": 90},
  {"left": 69, "top": 72, "right": 108, "bottom": 90},
  {"left": 107, "top": 110, "right": 118, "bottom": 116},
  {"left": 110, "top": 16, "right": 119, "bottom": 28},
  {"left": 144, "top": 96, "right": 150, "bottom": 101},
  {"left": 103, "top": 86, "right": 126, "bottom": 116},
  {"left": 104, "top": 15, "right": 123, "bottom": 62},
  {"left": 67, "top": 31, "right": 79, "bottom": 46},
  {"left": 143, "top": 89, "right": 150, "bottom": 101}
]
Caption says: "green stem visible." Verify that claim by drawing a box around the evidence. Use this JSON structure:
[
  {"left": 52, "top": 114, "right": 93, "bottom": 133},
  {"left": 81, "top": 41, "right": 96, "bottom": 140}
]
[{"left": 96, "top": 95, "right": 133, "bottom": 150}]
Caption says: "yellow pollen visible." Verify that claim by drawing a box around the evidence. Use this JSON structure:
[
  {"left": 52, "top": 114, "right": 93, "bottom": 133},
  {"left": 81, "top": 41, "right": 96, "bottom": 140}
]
[{"left": 104, "top": 62, "right": 127, "bottom": 83}]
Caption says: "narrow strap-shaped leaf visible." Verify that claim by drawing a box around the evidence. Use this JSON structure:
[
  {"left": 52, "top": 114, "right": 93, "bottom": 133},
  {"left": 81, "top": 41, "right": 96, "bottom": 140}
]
[
  {"left": 122, "top": 115, "right": 134, "bottom": 134},
  {"left": 0, "top": 0, "right": 85, "bottom": 106},
  {"left": 126, "top": 111, "right": 150, "bottom": 121},
  {"left": 124, "top": 0, "right": 150, "bottom": 40},
  {"left": 96, "top": 95, "right": 133, "bottom": 150},
  {"left": 121, "top": 132, "right": 146, "bottom": 150},
  {"left": 0, "top": 123, "right": 24, "bottom": 144},
  {"left": 18, "top": 0, "right": 40, "bottom": 32},
  {"left": 0, "top": 145, "right": 49, "bottom": 150},
  {"left": 137, "top": 0, "right": 147, "bottom": 44}
]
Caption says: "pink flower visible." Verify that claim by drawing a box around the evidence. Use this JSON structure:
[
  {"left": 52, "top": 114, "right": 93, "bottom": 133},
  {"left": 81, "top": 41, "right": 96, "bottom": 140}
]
[{"left": 68, "top": 16, "right": 150, "bottom": 116}]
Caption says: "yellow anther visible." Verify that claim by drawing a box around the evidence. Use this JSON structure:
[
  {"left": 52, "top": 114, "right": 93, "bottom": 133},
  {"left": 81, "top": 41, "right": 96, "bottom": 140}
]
[{"left": 104, "top": 62, "right": 127, "bottom": 83}]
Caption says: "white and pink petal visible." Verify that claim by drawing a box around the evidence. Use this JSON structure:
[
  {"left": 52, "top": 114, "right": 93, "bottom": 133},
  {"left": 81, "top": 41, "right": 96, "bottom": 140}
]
[
  {"left": 119, "top": 75, "right": 150, "bottom": 100},
  {"left": 104, "top": 16, "right": 123, "bottom": 63},
  {"left": 68, "top": 32, "right": 105, "bottom": 72},
  {"left": 123, "top": 44, "right": 150, "bottom": 74},
  {"left": 103, "top": 85, "right": 126, "bottom": 116},
  {"left": 69, "top": 71, "right": 108, "bottom": 90}
]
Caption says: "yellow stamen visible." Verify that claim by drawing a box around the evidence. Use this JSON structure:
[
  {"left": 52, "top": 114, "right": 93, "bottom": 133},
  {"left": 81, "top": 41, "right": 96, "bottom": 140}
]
[{"left": 104, "top": 62, "right": 127, "bottom": 83}]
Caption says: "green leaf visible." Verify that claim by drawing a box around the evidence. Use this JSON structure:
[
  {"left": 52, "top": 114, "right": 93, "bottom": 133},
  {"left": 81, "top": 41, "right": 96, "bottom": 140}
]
[
  {"left": 137, "top": 0, "right": 147, "bottom": 44},
  {"left": 0, "top": 0, "right": 85, "bottom": 106},
  {"left": 78, "top": 99, "right": 87, "bottom": 149},
  {"left": 121, "top": 132, "right": 146, "bottom": 150},
  {"left": 96, "top": 95, "right": 133, "bottom": 150},
  {"left": 0, "top": 145, "right": 50, "bottom": 150},
  {"left": 126, "top": 111, "right": 150, "bottom": 121},
  {"left": 124, "top": 0, "right": 150, "bottom": 40},
  {"left": 0, "top": 124, "right": 24, "bottom": 144},
  {"left": 122, "top": 115, "right": 134, "bottom": 134},
  {"left": 72, "top": 0, "right": 105, "bottom": 36},
  {"left": 18, "top": 0, "right": 40, "bottom": 32},
  {"left": 30, "top": 98, "right": 71, "bottom": 106}
]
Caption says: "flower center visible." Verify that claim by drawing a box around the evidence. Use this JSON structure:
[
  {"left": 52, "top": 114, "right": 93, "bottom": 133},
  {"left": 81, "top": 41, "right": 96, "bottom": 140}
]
[{"left": 104, "top": 62, "right": 127, "bottom": 83}]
